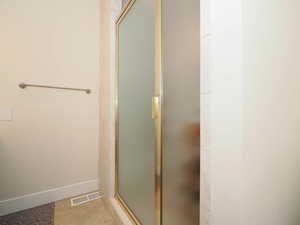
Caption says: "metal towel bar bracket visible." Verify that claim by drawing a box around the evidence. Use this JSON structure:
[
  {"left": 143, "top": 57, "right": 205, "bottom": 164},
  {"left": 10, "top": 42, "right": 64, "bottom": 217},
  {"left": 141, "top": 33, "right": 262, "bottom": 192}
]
[{"left": 19, "top": 83, "right": 91, "bottom": 94}]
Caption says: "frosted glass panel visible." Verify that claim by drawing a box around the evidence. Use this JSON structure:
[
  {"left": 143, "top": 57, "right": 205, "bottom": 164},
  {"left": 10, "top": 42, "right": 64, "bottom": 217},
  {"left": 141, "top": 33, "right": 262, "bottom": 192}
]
[
  {"left": 162, "top": 0, "right": 200, "bottom": 225},
  {"left": 118, "top": 0, "right": 155, "bottom": 225}
]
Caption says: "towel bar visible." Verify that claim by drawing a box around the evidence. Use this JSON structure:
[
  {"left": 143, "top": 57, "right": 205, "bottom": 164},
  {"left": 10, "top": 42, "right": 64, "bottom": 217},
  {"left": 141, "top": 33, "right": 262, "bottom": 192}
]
[{"left": 19, "top": 83, "right": 91, "bottom": 94}]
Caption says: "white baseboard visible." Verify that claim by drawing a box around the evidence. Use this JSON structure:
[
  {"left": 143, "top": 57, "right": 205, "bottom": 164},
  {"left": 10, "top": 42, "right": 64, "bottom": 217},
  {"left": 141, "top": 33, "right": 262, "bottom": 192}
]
[{"left": 0, "top": 179, "right": 99, "bottom": 216}]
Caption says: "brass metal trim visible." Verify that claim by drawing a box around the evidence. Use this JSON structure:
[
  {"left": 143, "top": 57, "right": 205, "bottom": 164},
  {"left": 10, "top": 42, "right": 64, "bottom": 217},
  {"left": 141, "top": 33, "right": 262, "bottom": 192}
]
[
  {"left": 19, "top": 83, "right": 91, "bottom": 94},
  {"left": 116, "top": 0, "right": 136, "bottom": 25},
  {"left": 152, "top": 96, "right": 160, "bottom": 120},
  {"left": 115, "top": 193, "right": 143, "bottom": 225}
]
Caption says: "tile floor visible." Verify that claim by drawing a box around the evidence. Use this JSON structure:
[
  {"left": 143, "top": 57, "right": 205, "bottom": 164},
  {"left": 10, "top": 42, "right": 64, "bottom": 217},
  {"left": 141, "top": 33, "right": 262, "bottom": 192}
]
[{"left": 54, "top": 198, "right": 121, "bottom": 225}]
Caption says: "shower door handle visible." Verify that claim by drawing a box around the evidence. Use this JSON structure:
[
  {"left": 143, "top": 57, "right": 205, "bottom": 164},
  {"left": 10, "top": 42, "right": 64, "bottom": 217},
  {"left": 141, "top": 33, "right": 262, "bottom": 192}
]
[{"left": 152, "top": 96, "right": 160, "bottom": 120}]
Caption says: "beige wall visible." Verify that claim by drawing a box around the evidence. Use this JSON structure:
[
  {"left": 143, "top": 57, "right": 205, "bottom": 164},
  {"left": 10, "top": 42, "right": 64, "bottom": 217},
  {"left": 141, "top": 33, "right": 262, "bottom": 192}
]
[
  {"left": 0, "top": 0, "right": 100, "bottom": 200},
  {"left": 99, "top": 0, "right": 121, "bottom": 197}
]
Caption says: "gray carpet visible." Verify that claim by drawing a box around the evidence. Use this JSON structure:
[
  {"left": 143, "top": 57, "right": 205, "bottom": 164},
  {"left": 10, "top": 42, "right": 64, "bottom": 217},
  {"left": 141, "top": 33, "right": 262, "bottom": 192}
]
[{"left": 0, "top": 203, "right": 54, "bottom": 225}]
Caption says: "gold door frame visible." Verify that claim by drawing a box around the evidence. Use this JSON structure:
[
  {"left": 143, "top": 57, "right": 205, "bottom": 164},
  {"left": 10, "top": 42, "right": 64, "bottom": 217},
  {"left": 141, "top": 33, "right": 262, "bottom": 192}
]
[{"left": 114, "top": 0, "right": 162, "bottom": 225}]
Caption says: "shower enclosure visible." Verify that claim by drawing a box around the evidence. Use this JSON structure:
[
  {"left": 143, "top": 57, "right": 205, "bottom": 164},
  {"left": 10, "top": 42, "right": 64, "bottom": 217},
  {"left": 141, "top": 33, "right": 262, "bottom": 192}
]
[{"left": 115, "top": 0, "right": 200, "bottom": 224}]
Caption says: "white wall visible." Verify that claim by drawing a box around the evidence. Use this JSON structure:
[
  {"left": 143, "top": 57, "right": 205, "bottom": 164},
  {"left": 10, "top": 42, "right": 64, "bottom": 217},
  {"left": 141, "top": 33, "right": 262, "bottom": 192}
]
[
  {"left": 202, "top": 0, "right": 300, "bottom": 225},
  {"left": 243, "top": 1, "right": 300, "bottom": 225},
  {"left": 0, "top": 0, "right": 100, "bottom": 203},
  {"left": 201, "top": 0, "right": 243, "bottom": 224}
]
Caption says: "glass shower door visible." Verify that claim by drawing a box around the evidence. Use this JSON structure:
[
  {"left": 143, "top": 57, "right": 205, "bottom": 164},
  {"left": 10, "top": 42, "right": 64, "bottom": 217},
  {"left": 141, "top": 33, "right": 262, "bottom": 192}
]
[
  {"left": 116, "top": 0, "right": 199, "bottom": 224},
  {"left": 116, "top": 0, "right": 156, "bottom": 225},
  {"left": 162, "top": 0, "right": 200, "bottom": 225}
]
